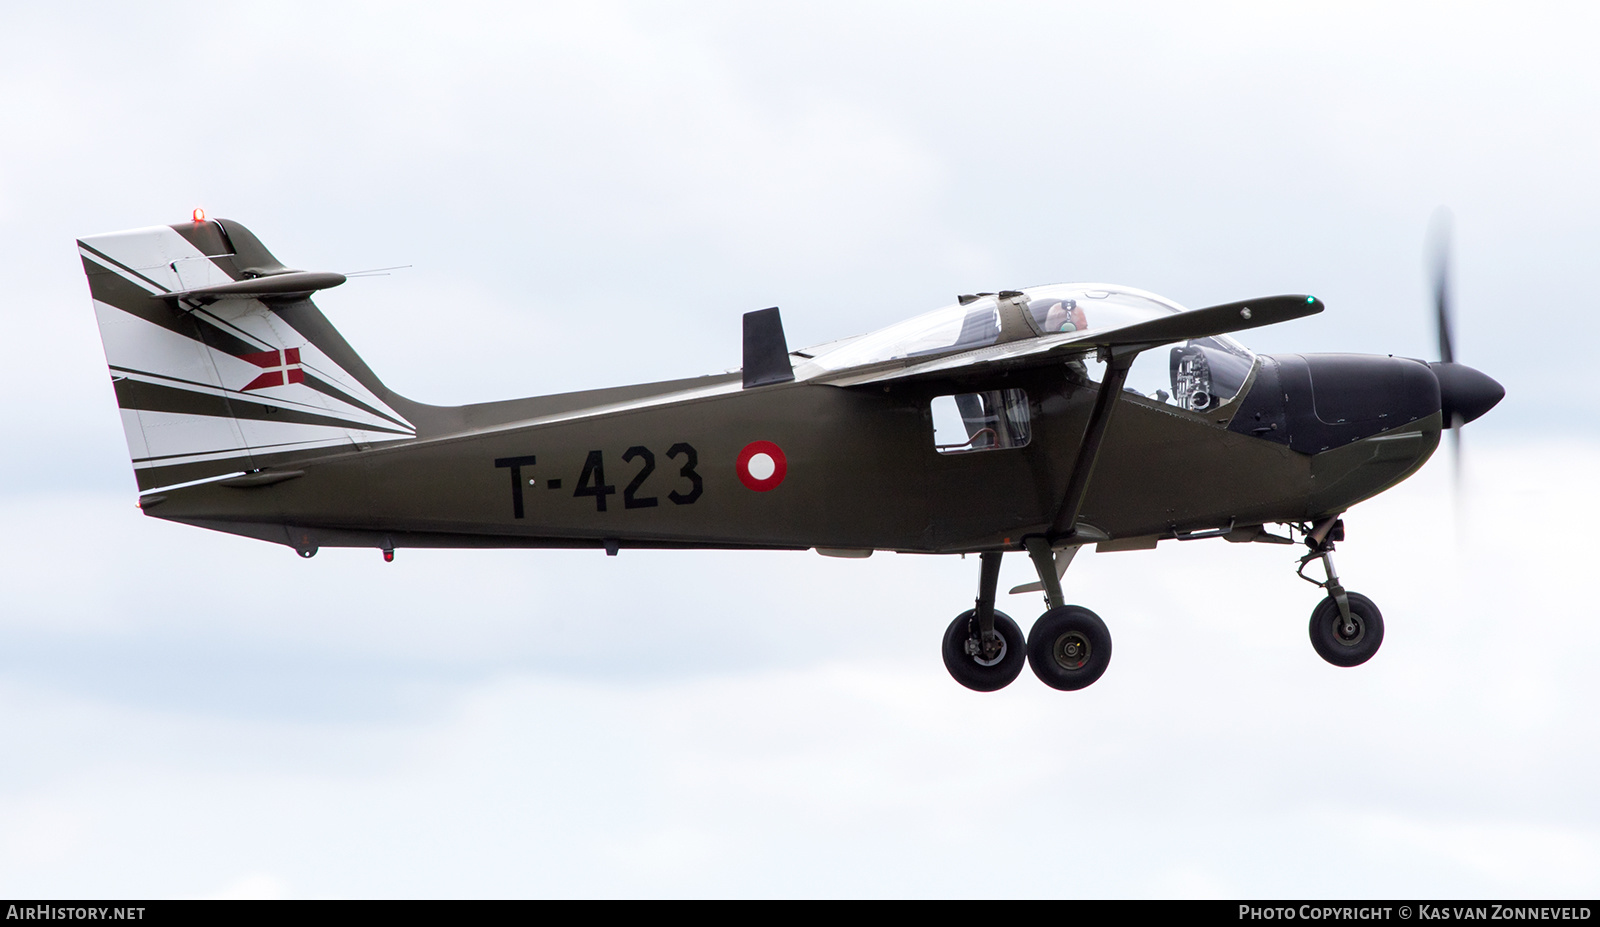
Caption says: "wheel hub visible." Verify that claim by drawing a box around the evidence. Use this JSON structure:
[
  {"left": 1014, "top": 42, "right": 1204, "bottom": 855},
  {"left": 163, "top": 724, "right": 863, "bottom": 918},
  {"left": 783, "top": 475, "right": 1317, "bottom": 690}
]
[
  {"left": 965, "top": 633, "right": 1008, "bottom": 667},
  {"left": 1053, "top": 631, "right": 1090, "bottom": 670},
  {"left": 1335, "top": 615, "right": 1364, "bottom": 645}
]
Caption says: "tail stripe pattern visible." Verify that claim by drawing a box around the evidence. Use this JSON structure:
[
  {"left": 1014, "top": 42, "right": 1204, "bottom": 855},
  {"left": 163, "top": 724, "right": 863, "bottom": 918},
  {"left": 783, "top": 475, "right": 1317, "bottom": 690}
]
[{"left": 79, "top": 223, "right": 416, "bottom": 492}]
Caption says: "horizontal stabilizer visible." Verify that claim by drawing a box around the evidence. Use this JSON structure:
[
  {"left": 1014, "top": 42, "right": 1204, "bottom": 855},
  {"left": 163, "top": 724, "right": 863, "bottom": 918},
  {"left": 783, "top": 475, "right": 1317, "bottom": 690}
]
[{"left": 160, "top": 271, "right": 347, "bottom": 303}]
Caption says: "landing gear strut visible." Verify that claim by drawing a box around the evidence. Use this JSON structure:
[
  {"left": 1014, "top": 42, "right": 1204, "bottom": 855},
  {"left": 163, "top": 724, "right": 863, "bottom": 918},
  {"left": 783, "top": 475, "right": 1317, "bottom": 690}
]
[
  {"left": 942, "top": 540, "right": 1116, "bottom": 692},
  {"left": 1296, "top": 517, "right": 1384, "bottom": 667},
  {"left": 1021, "top": 536, "right": 1112, "bottom": 689},
  {"left": 941, "top": 551, "right": 1026, "bottom": 691}
]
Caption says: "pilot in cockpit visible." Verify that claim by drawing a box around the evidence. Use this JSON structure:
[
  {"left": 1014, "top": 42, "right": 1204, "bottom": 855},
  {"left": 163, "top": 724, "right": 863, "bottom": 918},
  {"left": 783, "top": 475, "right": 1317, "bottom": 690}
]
[
  {"left": 1039, "top": 298, "right": 1088, "bottom": 334},
  {"left": 1029, "top": 297, "right": 1091, "bottom": 382}
]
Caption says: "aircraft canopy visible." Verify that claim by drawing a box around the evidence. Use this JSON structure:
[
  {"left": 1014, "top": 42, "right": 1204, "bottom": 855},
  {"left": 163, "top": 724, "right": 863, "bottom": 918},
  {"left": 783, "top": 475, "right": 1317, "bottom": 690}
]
[{"left": 808, "top": 284, "right": 1259, "bottom": 414}]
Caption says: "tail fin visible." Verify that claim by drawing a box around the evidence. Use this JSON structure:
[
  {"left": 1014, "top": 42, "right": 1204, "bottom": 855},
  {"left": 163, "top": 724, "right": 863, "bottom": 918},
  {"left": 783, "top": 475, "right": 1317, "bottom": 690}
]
[{"left": 78, "top": 217, "right": 417, "bottom": 493}]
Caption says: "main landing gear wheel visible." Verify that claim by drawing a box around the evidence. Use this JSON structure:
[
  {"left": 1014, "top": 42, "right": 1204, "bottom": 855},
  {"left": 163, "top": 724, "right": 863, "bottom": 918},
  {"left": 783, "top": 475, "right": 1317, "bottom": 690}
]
[
  {"left": 942, "top": 609, "right": 1026, "bottom": 692},
  {"left": 1027, "top": 606, "right": 1112, "bottom": 691},
  {"left": 1308, "top": 592, "right": 1384, "bottom": 667}
]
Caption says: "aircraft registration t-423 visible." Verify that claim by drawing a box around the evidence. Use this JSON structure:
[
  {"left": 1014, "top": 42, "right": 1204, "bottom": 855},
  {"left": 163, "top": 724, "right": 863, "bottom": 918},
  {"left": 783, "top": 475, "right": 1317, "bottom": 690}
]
[{"left": 78, "top": 216, "right": 1504, "bottom": 692}]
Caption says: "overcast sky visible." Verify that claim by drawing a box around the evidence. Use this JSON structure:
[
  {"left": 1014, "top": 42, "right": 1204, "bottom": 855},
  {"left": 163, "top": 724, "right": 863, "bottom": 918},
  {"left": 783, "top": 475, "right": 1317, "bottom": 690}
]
[{"left": 2, "top": 1, "right": 1597, "bottom": 898}]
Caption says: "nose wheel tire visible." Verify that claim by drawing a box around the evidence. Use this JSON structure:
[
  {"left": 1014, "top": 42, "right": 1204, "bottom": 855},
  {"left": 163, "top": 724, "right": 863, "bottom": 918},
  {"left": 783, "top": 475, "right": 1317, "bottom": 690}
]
[
  {"left": 941, "top": 609, "right": 1026, "bottom": 692},
  {"left": 1026, "top": 606, "right": 1112, "bottom": 691},
  {"left": 1308, "top": 592, "right": 1384, "bottom": 667}
]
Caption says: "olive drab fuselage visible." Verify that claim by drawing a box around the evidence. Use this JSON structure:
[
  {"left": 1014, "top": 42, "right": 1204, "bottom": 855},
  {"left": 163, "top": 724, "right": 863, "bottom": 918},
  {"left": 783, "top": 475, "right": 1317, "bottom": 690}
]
[{"left": 141, "top": 358, "right": 1443, "bottom": 558}]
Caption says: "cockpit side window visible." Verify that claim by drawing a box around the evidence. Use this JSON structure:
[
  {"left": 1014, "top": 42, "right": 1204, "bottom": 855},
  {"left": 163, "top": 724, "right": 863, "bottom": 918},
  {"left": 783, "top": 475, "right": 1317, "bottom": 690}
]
[
  {"left": 1169, "top": 338, "right": 1255, "bottom": 413},
  {"left": 931, "top": 389, "right": 1032, "bottom": 454}
]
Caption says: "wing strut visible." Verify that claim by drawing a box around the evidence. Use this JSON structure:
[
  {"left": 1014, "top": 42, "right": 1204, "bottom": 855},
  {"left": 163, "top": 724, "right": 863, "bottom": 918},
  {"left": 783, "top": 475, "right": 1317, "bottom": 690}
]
[{"left": 1047, "top": 348, "right": 1137, "bottom": 542}]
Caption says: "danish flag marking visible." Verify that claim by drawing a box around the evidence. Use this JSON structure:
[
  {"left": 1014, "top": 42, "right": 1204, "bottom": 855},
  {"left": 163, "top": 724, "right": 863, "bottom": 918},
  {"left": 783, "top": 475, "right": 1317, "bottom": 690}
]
[{"left": 239, "top": 347, "right": 305, "bottom": 391}]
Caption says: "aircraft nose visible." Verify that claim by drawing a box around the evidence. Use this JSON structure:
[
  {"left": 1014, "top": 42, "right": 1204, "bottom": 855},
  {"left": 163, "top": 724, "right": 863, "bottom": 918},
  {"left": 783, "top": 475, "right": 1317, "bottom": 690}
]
[{"left": 1429, "top": 362, "right": 1504, "bottom": 425}]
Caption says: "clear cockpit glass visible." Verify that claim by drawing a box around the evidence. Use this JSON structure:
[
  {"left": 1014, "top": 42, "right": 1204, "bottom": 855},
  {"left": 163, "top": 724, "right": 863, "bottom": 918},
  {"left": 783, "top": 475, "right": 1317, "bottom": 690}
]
[
  {"left": 810, "top": 296, "right": 1000, "bottom": 371},
  {"left": 1027, "top": 284, "right": 1257, "bottom": 413},
  {"left": 1023, "top": 285, "right": 1181, "bottom": 335},
  {"left": 807, "top": 283, "right": 1257, "bottom": 413},
  {"left": 1165, "top": 336, "right": 1254, "bottom": 412}
]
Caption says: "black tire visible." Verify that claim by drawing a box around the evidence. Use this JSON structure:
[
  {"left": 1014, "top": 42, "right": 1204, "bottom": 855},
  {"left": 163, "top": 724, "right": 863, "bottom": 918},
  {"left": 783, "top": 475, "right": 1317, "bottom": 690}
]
[
  {"left": 1026, "top": 606, "right": 1112, "bottom": 691},
  {"left": 941, "top": 609, "right": 1026, "bottom": 692},
  {"left": 1308, "top": 592, "right": 1384, "bottom": 667}
]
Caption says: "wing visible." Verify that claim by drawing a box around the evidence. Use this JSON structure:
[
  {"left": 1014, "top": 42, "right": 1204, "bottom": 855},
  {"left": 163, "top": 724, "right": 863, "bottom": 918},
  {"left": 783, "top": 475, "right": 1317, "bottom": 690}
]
[{"left": 810, "top": 295, "right": 1322, "bottom": 388}]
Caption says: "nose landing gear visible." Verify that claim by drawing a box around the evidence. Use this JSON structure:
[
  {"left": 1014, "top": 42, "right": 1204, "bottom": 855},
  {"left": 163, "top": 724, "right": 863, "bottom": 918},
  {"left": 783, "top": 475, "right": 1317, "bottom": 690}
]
[
  {"left": 1308, "top": 592, "right": 1384, "bottom": 667},
  {"left": 1296, "top": 517, "right": 1385, "bottom": 667}
]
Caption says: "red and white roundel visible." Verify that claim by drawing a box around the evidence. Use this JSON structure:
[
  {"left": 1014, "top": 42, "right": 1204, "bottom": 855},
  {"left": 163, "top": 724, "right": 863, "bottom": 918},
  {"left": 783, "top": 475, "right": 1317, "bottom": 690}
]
[{"left": 736, "top": 440, "right": 788, "bottom": 492}]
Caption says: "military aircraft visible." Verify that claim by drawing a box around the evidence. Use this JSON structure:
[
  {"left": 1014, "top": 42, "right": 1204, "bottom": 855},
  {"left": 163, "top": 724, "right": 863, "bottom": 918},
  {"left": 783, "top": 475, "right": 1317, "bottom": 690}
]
[{"left": 77, "top": 214, "right": 1503, "bottom": 692}]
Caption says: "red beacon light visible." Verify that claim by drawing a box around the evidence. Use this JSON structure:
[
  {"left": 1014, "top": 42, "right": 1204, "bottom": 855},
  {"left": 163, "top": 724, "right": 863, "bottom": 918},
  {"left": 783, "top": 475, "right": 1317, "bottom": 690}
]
[{"left": 192, "top": 207, "right": 206, "bottom": 223}]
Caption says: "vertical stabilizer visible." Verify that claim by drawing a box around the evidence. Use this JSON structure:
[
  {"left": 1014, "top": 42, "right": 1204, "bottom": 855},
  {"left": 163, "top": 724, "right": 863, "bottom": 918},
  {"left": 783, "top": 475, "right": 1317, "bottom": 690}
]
[{"left": 78, "top": 218, "right": 417, "bottom": 493}]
